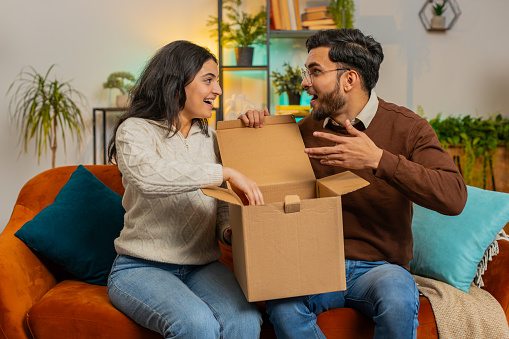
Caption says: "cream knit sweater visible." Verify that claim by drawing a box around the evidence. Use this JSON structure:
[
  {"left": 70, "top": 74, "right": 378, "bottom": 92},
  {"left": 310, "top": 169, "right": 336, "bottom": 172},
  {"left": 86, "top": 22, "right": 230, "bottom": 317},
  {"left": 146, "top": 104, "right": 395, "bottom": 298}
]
[{"left": 114, "top": 118, "right": 229, "bottom": 265}]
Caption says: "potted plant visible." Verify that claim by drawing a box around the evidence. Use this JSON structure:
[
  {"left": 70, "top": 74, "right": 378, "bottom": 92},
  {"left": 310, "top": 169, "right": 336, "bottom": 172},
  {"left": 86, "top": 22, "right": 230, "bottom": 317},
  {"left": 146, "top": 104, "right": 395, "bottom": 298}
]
[
  {"left": 430, "top": 1, "right": 447, "bottom": 30},
  {"left": 419, "top": 105, "right": 509, "bottom": 191},
  {"left": 271, "top": 62, "right": 302, "bottom": 105},
  {"left": 7, "top": 64, "right": 86, "bottom": 168},
  {"left": 208, "top": 0, "right": 266, "bottom": 66},
  {"left": 328, "top": 0, "right": 355, "bottom": 29},
  {"left": 102, "top": 71, "right": 136, "bottom": 107}
]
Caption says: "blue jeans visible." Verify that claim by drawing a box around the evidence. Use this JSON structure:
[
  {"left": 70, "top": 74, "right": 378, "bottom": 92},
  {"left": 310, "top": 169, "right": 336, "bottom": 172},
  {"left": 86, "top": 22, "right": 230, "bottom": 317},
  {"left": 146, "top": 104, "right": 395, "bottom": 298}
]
[
  {"left": 265, "top": 260, "right": 419, "bottom": 339},
  {"left": 107, "top": 255, "right": 262, "bottom": 339}
]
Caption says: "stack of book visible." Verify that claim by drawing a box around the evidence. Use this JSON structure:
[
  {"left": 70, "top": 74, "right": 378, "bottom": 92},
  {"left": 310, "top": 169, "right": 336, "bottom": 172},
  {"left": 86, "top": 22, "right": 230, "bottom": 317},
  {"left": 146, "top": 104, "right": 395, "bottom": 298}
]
[
  {"left": 275, "top": 105, "right": 311, "bottom": 117},
  {"left": 301, "top": 5, "right": 335, "bottom": 30}
]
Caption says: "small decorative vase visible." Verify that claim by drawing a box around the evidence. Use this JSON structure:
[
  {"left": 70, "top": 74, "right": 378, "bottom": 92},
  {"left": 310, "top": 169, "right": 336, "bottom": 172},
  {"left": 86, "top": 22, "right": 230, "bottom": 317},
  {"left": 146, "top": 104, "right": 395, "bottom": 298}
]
[
  {"left": 235, "top": 47, "right": 254, "bottom": 67},
  {"left": 116, "top": 94, "right": 129, "bottom": 108},
  {"left": 287, "top": 91, "right": 302, "bottom": 105},
  {"left": 430, "top": 15, "right": 446, "bottom": 30}
]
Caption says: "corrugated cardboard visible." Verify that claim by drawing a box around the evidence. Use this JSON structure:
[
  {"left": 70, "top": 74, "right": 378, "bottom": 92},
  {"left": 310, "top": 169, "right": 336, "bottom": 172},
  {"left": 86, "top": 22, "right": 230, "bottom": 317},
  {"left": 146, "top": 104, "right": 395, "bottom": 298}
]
[{"left": 202, "top": 115, "right": 369, "bottom": 302}]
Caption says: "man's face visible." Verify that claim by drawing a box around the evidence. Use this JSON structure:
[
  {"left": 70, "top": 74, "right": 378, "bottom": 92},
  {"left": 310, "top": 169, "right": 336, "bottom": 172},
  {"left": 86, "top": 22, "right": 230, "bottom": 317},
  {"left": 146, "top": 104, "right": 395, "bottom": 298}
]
[{"left": 303, "top": 47, "right": 347, "bottom": 121}]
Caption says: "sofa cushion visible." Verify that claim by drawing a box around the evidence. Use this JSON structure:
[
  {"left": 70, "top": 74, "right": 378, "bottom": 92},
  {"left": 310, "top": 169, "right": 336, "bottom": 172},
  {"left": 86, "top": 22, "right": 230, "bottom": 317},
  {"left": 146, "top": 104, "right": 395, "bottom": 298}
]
[
  {"left": 15, "top": 165, "right": 125, "bottom": 285},
  {"left": 26, "top": 282, "right": 437, "bottom": 339},
  {"left": 315, "top": 296, "right": 437, "bottom": 338},
  {"left": 27, "top": 280, "right": 161, "bottom": 339},
  {"left": 410, "top": 185, "right": 509, "bottom": 293}
]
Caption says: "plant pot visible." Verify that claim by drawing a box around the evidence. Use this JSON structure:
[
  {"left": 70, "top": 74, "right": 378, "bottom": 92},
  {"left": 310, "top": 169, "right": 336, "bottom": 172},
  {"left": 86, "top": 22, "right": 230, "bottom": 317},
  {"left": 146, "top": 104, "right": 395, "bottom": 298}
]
[
  {"left": 287, "top": 91, "right": 302, "bottom": 105},
  {"left": 446, "top": 146, "right": 509, "bottom": 192},
  {"left": 430, "top": 15, "right": 446, "bottom": 30},
  {"left": 116, "top": 94, "right": 129, "bottom": 108},
  {"left": 235, "top": 47, "right": 254, "bottom": 67}
]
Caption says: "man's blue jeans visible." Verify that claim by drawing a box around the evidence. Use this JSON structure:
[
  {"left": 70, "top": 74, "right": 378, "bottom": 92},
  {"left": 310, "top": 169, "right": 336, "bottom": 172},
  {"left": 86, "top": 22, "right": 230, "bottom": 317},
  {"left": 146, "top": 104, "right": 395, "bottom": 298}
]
[
  {"left": 265, "top": 260, "right": 419, "bottom": 339},
  {"left": 107, "top": 255, "right": 262, "bottom": 339}
]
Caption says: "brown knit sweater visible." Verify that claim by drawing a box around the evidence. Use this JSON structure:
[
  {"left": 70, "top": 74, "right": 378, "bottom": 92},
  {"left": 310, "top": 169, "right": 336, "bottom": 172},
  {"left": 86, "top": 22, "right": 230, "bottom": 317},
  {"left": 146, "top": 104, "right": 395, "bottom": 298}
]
[{"left": 299, "top": 98, "right": 467, "bottom": 268}]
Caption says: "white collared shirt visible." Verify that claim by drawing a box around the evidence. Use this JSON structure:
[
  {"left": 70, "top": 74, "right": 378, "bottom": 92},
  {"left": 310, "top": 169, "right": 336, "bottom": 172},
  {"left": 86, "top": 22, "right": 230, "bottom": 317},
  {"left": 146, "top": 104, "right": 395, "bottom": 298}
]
[{"left": 323, "top": 89, "right": 379, "bottom": 129}]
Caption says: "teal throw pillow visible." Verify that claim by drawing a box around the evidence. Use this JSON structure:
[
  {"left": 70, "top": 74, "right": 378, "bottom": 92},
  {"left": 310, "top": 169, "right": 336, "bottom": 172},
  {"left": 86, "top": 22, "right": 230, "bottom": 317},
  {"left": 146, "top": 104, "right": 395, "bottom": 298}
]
[
  {"left": 15, "top": 165, "right": 125, "bottom": 285},
  {"left": 410, "top": 185, "right": 509, "bottom": 293}
]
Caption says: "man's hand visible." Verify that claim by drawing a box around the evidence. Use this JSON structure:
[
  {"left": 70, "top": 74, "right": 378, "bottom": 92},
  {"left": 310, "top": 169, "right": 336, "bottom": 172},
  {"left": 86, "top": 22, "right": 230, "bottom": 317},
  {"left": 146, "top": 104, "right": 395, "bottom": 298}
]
[
  {"left": 305, "top": 120, "right": 383, "bottom": 170},
  {"left": 239, "top": 108, "right": 270, "bottom": 128}
]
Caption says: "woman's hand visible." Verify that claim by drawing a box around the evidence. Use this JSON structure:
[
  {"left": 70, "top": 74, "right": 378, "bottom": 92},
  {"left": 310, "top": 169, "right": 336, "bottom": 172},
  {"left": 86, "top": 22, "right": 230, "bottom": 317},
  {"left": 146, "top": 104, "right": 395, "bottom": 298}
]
[{"left": 223, "top": 167, "right": 264, "bottom": 205}]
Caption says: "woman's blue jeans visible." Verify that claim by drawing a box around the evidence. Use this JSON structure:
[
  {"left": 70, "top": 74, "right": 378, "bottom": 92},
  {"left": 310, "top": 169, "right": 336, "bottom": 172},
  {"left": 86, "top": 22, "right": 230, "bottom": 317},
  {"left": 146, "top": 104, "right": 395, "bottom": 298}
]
[
  {"left": 107, "top": 255, "right": 262, "bottom": 339},
  {"left": 265, "top": 260, "right": 419, "bottom": 339}
]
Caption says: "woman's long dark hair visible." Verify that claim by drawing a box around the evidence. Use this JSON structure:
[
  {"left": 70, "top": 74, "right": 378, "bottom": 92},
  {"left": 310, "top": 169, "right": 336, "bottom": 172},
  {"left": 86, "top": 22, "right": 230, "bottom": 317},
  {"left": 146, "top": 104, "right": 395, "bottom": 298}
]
[{"left": 108, "top": 40, "right": 218, "bottom": 164}]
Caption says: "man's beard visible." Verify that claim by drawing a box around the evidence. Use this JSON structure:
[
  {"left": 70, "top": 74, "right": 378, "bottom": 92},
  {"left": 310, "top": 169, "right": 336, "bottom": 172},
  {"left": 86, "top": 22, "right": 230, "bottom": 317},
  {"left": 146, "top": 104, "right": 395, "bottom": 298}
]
[{"left": 311, "top": 83, "right": 347, "bottom": 121}]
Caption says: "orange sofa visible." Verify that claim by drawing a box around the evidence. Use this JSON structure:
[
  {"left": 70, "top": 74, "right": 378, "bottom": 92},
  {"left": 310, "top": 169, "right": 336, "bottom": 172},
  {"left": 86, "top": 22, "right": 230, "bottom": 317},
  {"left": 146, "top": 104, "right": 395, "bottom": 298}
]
[{"left": 1, "top": 165, "right": 509, "bottom": 339}]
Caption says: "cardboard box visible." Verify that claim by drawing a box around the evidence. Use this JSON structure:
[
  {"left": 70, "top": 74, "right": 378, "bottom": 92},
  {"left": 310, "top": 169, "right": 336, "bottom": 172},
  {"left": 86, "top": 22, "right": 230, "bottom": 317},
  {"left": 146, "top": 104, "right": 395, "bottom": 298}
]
[{"left": 202, "top": 115, "right": 369, "bottom": 302}]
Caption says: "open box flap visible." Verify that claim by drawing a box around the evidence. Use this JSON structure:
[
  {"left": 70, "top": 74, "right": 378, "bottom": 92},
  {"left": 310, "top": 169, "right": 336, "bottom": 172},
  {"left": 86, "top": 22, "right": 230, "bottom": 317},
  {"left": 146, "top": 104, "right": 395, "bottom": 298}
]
[
  {"left": 317, "top": 171, "right": 370, "bottom": 196},
  {"left": 201, "top": 186, "right": 243, "bottom": 205},
  {"left": 216, "top": 115, "right": 316, "bottom": 186}
]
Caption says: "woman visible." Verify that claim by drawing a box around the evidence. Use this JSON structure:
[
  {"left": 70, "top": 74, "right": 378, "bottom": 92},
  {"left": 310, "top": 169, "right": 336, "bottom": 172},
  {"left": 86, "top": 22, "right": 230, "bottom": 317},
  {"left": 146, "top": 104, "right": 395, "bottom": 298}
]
[{"left": 107, "top": 40, "right": 264, "bottom": 338}]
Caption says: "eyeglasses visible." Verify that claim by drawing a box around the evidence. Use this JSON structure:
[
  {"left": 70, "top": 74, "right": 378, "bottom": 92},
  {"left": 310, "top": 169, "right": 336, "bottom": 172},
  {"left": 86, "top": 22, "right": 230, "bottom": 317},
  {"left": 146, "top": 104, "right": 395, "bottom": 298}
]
[{"left": 300, "top": 67, "right": 351, "bottom": 85}]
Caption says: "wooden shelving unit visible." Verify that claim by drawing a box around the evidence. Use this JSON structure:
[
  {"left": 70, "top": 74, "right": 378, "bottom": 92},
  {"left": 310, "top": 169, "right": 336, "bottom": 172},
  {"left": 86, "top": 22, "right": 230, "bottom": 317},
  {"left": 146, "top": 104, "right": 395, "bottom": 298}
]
[{"left": 215, "top": 0, "right": 315, "bottom": 122}]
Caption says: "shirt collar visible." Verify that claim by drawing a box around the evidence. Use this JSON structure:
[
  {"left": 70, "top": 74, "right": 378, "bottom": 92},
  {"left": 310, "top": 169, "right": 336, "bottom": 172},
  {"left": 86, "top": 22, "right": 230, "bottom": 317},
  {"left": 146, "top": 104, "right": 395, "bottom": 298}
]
[{"left": 322, "top": 89, "right": 379, "bottom": 129}]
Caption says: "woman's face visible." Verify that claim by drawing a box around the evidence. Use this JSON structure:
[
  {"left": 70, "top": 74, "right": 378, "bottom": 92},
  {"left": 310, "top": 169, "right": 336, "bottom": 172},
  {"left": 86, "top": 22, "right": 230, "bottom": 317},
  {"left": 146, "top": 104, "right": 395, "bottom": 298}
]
[{"left": 181, "top": 59, "right": 222, "bottom": 123}]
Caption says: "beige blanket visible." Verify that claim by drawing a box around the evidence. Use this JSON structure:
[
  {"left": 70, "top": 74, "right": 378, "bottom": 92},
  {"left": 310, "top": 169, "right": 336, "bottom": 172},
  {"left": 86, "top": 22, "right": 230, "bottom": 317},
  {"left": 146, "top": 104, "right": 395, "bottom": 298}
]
[{"left": 414, "top": 274, "right": 509, "bottom": 339}]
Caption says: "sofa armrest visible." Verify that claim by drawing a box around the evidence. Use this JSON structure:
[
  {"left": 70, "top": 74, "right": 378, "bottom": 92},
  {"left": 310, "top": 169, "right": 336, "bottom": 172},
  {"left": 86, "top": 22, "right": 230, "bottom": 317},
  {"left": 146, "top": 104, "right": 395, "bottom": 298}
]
[
  {"left": 482, "top": 238, "right": 509, "bottom": 318},
  {"left": 0, "top": 205, "right": 58, "bottom": 339}
]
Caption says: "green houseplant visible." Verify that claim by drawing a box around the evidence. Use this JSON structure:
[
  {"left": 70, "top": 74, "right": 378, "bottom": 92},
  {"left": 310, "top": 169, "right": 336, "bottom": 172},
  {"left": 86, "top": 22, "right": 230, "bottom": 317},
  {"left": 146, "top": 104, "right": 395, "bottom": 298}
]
[
  {"left": 430, "top": 1, "right": 447, "bottom": 29},
  {"left": 103, "top": 72, "right": 136, "bottom": 108},
  {"left": 7, "top": 64, "right": 86, "bottom": 168},
  {"left": 421, "top": 107, "right": 509, "bottom": 190},
  {"left": 207, "top": 0, "right": 266, "bottom": 66},
  {"left": 432, "top": 1, "right": 446, "bottom": 16},
  {"left": 328, "top": 0, "right": 355, "bottom": 29},
  {"left": 271, "top": 62, "right": 302, "bottom": 105}
]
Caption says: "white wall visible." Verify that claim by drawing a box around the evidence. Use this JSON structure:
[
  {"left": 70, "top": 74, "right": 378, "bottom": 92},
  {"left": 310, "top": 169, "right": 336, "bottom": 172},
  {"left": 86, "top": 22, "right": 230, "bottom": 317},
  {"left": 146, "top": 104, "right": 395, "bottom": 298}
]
[
  {"left": 358, "top": 0, "right": 509, "bottom": 118},
  {"left": 1, "top": 0, "right": 508, "bottom": 232},
  {"left": 0, "top": 0, "right": 218, "bottom": 231},
  {"left": 268, "top": 0, "right": 509, "bottom": 118}
]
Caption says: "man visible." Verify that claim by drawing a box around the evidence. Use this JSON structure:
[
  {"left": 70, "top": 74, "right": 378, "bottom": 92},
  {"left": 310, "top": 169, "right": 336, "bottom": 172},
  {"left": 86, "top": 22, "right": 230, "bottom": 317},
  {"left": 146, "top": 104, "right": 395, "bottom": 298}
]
[{"left": 240, "top": 29, "right": 467, "bottom": 339}]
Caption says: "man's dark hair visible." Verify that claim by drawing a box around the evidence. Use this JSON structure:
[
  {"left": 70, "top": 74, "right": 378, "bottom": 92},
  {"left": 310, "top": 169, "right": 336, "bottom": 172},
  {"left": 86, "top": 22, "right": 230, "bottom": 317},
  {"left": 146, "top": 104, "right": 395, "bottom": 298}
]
[{"left": 306, "top": 29, "right": 384, "bottom": 93}]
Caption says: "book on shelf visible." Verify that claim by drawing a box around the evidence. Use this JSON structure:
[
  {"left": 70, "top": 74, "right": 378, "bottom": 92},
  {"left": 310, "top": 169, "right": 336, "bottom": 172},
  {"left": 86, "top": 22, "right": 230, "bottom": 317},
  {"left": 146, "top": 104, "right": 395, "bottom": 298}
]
[
  {"left": 304, "top": 5, "right": 328, "bottom": 13},
  {"left": 287, "top": 0, "right": 297, "bottom": 30},
  {"left": 302, "top": 17, "right": 336, "bottom": 30},
  {"left": 301, "top": 10, "right": 331, "bottom": 22},
  {"left": 302, "top": 18, "right": 334, "bottom": 26},
  {"left": 302, "top": 24, "right": 336, "bottom": 30},
  {"left": 269, "top": 6, "right": 275, "bottom": 29},
  {"left": 276, "top": 105, "right": 310, "bottom": 110},
  {"left": 275, "top": 105, "right": 311, "bottom": 116},
  {"left": 271, "top": 0, "right": 282, "bottom": 29},
  {"left": 279, "top": 0, "right": 291, "bottom": 30},
  {"left": 270, "top": 0, "right": 302, "bottom": 31},
  {"left": 294, "top": 0, "right": 302, "bottom": 30}
]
